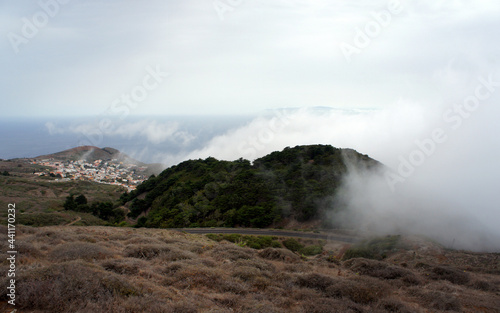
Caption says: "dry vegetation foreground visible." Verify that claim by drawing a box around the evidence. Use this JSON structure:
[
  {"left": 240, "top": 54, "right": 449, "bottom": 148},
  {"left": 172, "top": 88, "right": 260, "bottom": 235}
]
[{"left": 0, "top": 226, "right": 499, "bottom": 313}]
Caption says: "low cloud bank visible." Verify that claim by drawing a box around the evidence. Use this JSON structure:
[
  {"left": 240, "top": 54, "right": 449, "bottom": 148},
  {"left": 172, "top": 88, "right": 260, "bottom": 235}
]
[{"left": 162, "top": 98, "right": 500, "bottom": 251}]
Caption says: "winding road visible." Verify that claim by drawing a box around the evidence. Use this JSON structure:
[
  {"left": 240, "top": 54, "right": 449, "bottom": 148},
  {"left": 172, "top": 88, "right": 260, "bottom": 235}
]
[{"left": 172, "top": 228, "right": 360, "bottom": 243}]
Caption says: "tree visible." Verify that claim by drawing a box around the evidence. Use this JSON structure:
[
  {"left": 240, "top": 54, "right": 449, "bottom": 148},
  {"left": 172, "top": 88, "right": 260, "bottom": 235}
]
[
  {"left": 75, "top": 194, "right": 87, "bottom": 206},
  {"left": 91, "top": 202, "right": 115, "bottom": 220},
  {"left": 63, "top": 195, "right": 76, "bottom": 211},
  {"left": 1, "top": 171, "right": 9, "bottom": 176}
]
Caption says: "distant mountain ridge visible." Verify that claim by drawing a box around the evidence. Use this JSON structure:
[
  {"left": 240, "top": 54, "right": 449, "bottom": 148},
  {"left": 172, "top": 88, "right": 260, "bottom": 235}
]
[{"left": 34, "top": 146, "right": 144, "bottom": 165}]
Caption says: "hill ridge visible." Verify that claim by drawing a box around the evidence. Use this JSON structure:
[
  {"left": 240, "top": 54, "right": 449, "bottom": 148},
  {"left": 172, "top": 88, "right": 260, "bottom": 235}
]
[
  {"left": 34, "top": 145, "right": 143, "bottom": 165},
  {"left": 122, "top": 144, "right": 382, "bottom": 229}
]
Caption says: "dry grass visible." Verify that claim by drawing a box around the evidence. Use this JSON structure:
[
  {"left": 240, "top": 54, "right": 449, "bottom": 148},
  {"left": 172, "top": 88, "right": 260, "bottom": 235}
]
[
  {"left": 123, "top": 243, "right": 173, "bottom": 259},
  {"left": 258, "top": 247, "right": 301, "bottom": 263},
  {"left": 49, "top": 242, "right": 114, "bottom": 262},
  {"left": 343, "top": 257, "right": 421, "bottom": 285},
  {"left": 408, "top": 287, "right": 462, "bottom": 311},
  {"left": 427, "top": 265, "right": 471, "bottom": 285},
  {"left": 0, "top": 226, "right": 499, "bottom": 313}
]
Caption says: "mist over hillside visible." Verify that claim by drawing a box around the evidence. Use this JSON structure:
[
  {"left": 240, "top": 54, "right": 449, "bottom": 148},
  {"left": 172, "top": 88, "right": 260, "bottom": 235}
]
[{"left": 3, "top": 102, "right": 499, "bottom": 252}]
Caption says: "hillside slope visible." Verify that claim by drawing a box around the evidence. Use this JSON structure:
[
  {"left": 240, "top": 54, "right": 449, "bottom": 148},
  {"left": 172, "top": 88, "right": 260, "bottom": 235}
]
[
  {"left": 35, "top": 146, "right": 143, "bottom": 165},
  {"left": 1, "top": 225, "right": 498, "bottom": 313},
  {"left": 122, "top": 145, "right": 381, "bottom": 228}
]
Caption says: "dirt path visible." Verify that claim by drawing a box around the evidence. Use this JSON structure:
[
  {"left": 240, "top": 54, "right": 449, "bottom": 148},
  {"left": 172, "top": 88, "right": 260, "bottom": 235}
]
[
  {"left": 66, "top": 216, "right": 82, "bottom": 226},
  {"left": 173, "top": 228, "right": 360, "bottom": 243}
]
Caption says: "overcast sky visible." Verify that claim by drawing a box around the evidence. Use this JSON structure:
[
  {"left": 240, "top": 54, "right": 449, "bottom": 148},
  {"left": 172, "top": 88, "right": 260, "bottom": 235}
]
[{"left": 2, "top": 0, "right": 499, "bottom": 117}]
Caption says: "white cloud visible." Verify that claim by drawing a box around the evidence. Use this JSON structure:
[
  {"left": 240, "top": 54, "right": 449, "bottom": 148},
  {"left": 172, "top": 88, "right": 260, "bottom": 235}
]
[
  {"left": 45, "top": 122, "right": 65, "bottom": 135},
  {"left": 3, "top": 0, "right": 500, "bottom": 116},
  {"left": 155, "top": 84, "right": 500, "bottom": 251},
  {"left": 45, "top": 120, "right": 194, "bottom": 146}
]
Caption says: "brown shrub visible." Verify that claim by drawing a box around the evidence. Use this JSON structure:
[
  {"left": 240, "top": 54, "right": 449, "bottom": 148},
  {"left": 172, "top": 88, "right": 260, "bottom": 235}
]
[
  {"left": 233, "top": 258, "right": 276, "bottom": 272},
  {"left": 15, "top": 260, "right": 140, "bottom": 312},
  {"left": 17, "top": 241, "right": 43, "bottom": 258},
  {"left": 0, "top": 225, "right": 8, "bottom": 234},
  {"left": 325, "top": 277, "right": 391, "bottom": 304},
  {"left": 163, "top": 265, "right": 248, "bottom": 295},
  {"left": 161, "top": 262, "right": 185, "bottom": 275},
  {"left": 283, "top": 263, "right": 313, "bottom": 273},
  {"left": 75, "top": 234, "right": 98, "bottom": 243},
  {"left": 105, "top": 296, "right": 175, "bottom": 313},
  {"left": 414, "top": 262, "right": 431, "bottom": 270},
  {"left": 211, "top": 293, "right": 240, "bottom": 310},
  {"left": 125, "top": 236, "right": 166, "bottom": 245},
  {"left": 295, "top": 273, "right": 338, "bottom": 291},
  {"left": 101, "top": 258, "right": 148, "bottom": 275},
  {"left": 168, "top": 239, "right": 206, "bottom": 254},
  {"left": 34, "top": 229, "right": 67, "bottom": 244},
  {"left": 232, "top": 266, "right": 263, "bottom": 282},
  {"left": 159, "top": 247, "right": 196, "bottom": 261},
  {"left": 375, "top": 297, "right": 413, "bottom": 313},
  {"left": 123, "top": 244, "right": 172, "bottom": 259},
  {"left": 343, "top": 258, "right": 418, "bottom": 283},
  {"left": 301, "top": 297, "right": 366, "bottom": 313},
  {"left": 252, "top": 276, "right": 272, "bottom": 290},
  {"left": 18, "top": 225, "right": 38, "bottom": 235},
  {"left": 428, "top": 265, "right": 470, "bottom": 285},
  {"left": 49, "top": 242, "right": 113, "bottom": 262},
  {"left": 207, "top": 244, "right": 255, "bottom": 261},
  {"left": 160, "top": 258, "right": 218, "bottom": 277},
  {"left": 467, "top": 279, "right": 497, "bottom": 292},
  {"left": 257, "top": 248, "right": 300, "bottom": 263},
  {"left": 408, "top": 288, "right": 461, "bottom": 311},
  {"left": 238, "top": 299, "right": 280, "bottom": 313}
]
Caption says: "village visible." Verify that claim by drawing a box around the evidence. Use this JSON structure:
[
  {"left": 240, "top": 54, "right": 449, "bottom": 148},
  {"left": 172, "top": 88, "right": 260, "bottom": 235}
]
[{"left": 32, "top": 158, "right": 147, "bottom": 191}]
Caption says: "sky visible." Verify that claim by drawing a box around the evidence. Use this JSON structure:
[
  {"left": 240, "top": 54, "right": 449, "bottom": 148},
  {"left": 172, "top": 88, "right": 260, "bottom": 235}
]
[
  {"left": 2, "top": 0, "right": 499, "bottom": 117},
  {"left": 2, "top": 0, "right": 500, "bottom": 250}
]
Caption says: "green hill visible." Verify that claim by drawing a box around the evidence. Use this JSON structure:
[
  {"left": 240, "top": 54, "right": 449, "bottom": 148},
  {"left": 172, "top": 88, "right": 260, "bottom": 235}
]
[{"left": 121, "top": 145, "right": 381, "bottom": 228}]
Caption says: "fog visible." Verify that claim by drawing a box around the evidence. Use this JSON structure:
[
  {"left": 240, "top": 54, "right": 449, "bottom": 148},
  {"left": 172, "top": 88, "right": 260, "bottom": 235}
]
[{"left": 159, "top": 90, "right": 500, "bottom": 251}]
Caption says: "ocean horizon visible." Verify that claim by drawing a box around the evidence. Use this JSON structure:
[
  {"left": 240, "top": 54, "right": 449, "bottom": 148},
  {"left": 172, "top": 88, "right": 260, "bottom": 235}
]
[{"left": 0, "top": 115, "right": 254, "bottom": 163}]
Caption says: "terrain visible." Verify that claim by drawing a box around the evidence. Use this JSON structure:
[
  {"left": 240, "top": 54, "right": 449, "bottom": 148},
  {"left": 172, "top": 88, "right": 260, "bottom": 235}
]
[
  {"left": 34, "top": 146, "right": 143, "bottom": 165},
  {"left": 122, "top": 144, "right": 381, "bottom": 229},
  {"left": 1, "top": 144, "right": 499, "bottom": 312},
  {"left": 0, "top": 158, "right": 125, "bottom": 226},
  {"left": 0, "top": 225, "right": 498, "bottom": 312},
  {"left": 1, "top": 144, "right": 381, "bottom": 230}
]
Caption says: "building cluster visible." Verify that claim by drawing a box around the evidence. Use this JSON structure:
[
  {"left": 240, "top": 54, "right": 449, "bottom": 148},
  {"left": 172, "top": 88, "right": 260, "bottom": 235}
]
[{"left": 33, "top": 159, "right": 147, "bottom": 191}]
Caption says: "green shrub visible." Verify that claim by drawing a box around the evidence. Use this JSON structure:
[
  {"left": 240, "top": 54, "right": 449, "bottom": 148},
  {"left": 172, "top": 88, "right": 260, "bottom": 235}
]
[
  {"left": 342, "top": 235, "right": 401, "bottom": 260},
  {"left": 205, "top": 234, "right": 282, "bottom": 250},
  {"left": 17, "top": 213, "right": 70, "bottom": 226},
  {"left": 282, "top": 238, "right": 304, "bottom": 252},
  {"left": 300, "top": 245, "right": 323, "bottom": 256}
]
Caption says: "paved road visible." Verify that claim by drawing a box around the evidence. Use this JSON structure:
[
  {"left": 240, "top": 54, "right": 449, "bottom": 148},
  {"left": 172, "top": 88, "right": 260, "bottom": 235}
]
[{"left": 172, "top": 228, "right": 360, "bottom": 243}]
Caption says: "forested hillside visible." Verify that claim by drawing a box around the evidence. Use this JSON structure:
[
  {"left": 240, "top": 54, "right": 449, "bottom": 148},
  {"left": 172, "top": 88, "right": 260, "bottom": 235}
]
[{"left": 121, "top": 145, "right": 381, "bottom": 228}]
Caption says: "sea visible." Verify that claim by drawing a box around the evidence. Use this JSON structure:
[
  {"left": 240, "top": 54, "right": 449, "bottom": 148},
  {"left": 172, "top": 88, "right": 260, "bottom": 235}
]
[{"left": 0, "top": 115, "right": 254, "bottom": 164}]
